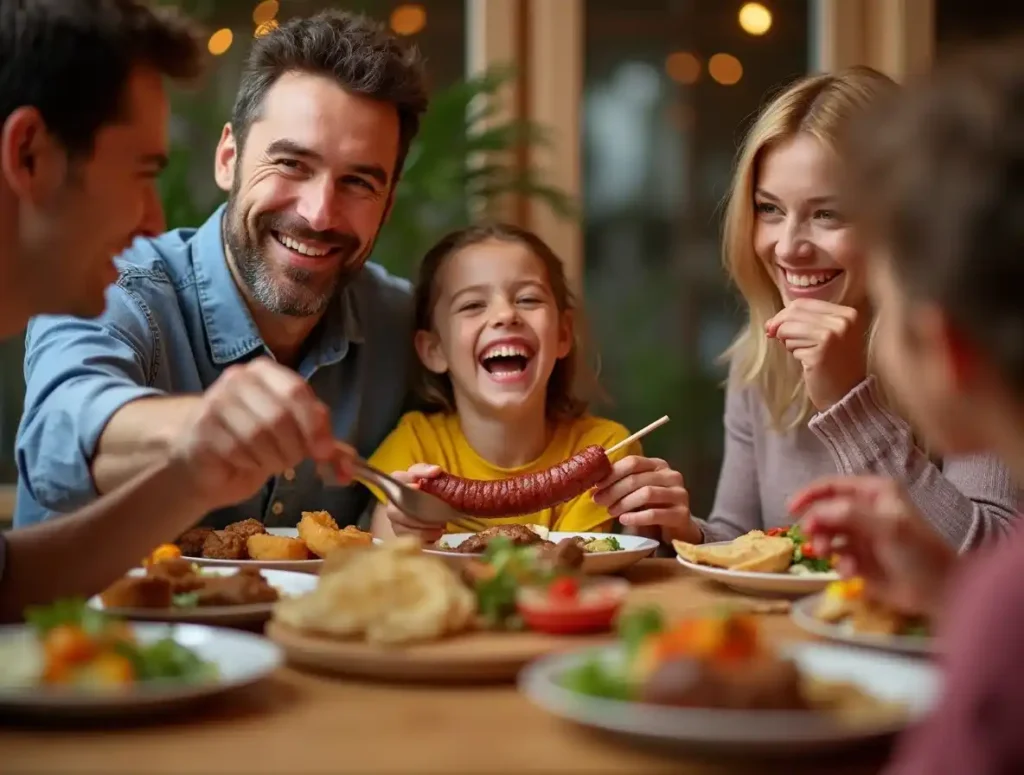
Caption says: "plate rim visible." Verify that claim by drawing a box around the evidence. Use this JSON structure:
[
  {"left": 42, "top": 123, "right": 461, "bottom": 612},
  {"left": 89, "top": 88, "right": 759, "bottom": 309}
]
[
  {"left": 87, "top": 566, "right": 319, "bottom": 620},
  {"left": 673, "top": 545, "right": 839, "bottom": 585},
  {"left": 517, "top": 641, "right": 938, "bottom": 746},
  {"left": 789, "top": 593, "right": 937, "bottom": 657},
  {"left": 0, "top": 621, "right": 283, "bottom": 709}
]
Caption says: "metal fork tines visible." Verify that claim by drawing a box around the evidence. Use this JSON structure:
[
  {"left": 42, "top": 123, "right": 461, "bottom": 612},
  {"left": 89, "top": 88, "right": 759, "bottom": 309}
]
[{"left": 320, "top": 458, "right": 465, "bottom": 527}]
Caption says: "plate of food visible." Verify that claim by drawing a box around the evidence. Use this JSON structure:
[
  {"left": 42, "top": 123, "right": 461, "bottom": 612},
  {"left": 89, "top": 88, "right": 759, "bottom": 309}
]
[
  {"left": 518, "top": 606, "right": 939, "bottom": 754},
  {"left": 266, "top": 535, "right": 629, "bottom": 682},
  {"left": 790, "top": 578, "right": 935, "bottom": 657},
  {"left": 175, "top": 512, "right": 373, "bottom": 571},
  {"left": 673, "top": 525, "right": 839, "bottom": 596},
  {"left": 426, "top": 524, "right": 659, "bottom": 575},
  {"left": 88, "top": 557, "right": 320, "bottom": 626},
  {"left": 0, "top": 600, "right": 281, "bottom": 721}
]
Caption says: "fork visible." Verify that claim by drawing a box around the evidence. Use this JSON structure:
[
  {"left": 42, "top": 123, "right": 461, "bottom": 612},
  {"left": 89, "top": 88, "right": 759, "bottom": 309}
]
[{"left": 318, "top": 457, "right": 467, "bottom": 527}]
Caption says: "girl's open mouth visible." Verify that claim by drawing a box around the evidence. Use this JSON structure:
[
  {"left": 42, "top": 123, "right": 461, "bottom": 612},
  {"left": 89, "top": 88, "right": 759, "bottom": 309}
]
[{"left": 478, "top": 342, "right": 535, "bottom": 383}]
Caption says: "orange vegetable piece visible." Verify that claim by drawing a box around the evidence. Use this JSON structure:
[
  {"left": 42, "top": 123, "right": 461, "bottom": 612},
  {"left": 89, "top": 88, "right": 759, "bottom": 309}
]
[
  {"left": 44, "top": 624, "right": 99, "bottom": 666},
  {"left": 143, "top": 544, "right": 182, "bottom": 567},
  {"left": 85, "top": 652, "right": 136, "bottom": 685}
]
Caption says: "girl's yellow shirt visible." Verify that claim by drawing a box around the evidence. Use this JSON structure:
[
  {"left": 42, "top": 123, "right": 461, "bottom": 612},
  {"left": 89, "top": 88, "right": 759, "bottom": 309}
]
[{"left": 366, "top": 411, "right": 642, "bottom": 534}]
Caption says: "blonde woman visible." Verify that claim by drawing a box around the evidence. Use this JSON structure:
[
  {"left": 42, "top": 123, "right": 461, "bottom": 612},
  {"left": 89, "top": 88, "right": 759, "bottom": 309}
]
[{"left": 595, "top": 66, "right": 1020, "bottom": 549}]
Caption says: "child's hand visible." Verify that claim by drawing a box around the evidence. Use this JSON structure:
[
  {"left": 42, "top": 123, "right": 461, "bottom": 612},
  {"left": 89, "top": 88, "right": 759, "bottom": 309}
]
[
  {"left": 383, "top": 463, "right": 446, "bottom": 543},
  {"left": 790, "top": 475, "right": 957, "bottom": 619},
  {"left": 591, "top": 456, "right": 699, "bottom": 543}
]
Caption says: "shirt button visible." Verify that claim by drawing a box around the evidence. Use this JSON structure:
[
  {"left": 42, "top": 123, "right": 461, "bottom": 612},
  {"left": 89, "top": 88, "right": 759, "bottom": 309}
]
[
  {"left": 283, "top": 468, "right": 296, "bottom": 481},
  {"left": 271, "top": 501, "right": 284, "bottom": 516}
]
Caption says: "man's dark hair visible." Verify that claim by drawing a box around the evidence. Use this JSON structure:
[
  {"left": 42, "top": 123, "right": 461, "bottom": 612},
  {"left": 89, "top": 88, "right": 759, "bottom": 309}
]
[
  {"left": 844, "top": 36, "right": 1024, "bottom": 388},
  {"left": 231, "top": 10, "right": 429, "bottom": 184},
  {"left": 0, "top": 0, "right": 205, "bottom": 158}
]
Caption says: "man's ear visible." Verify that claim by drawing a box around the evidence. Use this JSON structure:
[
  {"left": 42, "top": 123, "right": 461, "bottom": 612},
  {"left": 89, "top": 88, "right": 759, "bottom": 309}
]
[
  {"left": 213, "top": 123, "right": 238, "bottom": 192},
  {"left": 414, "top": 329, "right": 448, "bottom": 374},
  {"left": 556, "top": 309, "right": 574, "bottom": 360},
  {"left": 0, "top": 107, "right": 66, "bottom": 204}
]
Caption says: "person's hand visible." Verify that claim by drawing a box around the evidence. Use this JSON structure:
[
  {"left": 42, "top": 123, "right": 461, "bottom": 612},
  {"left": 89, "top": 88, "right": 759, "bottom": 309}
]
[
  {"left": 168, "top": 357, "right": 352, "bottom": 510},
  {"left": 766, "top": 299, "right": 867, "bottom": 410},
  {"left": 383, "top": 464, "right": 445, "bottom": 543},
  {"left": 591, "top": 456, "right": 698, "bottom": 542},
  {"left": 789, "top": 475, "right": 957, "bottom": 619}
]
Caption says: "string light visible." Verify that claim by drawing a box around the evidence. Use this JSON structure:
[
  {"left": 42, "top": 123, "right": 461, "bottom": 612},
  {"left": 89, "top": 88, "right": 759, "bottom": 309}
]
[
  {"left": 252, "top": 0, "right": 279, "bottom": 26},
  {"left": 390, "top": 4, "right": 426, "bottom": 36},
  {"left": 738, "top": 3, "right": 772, "bottom": 36},
  {"left": 665, "top": 51, "right": 701, "bottom": 85},
  {"left": 708, "top": 53, "right": 743, "bottom": 85},
  {"left": 207, "top": 28, "right": 233, "bottom": 56}
]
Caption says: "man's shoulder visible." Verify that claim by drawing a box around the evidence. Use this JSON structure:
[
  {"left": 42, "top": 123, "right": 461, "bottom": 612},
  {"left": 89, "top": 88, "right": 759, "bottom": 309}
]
[
  {"left": 352, "top": 262, "right": 413, "bottom": 310},
  {"left": 112, "top": 226, "right": 201, "bottom": 290}
]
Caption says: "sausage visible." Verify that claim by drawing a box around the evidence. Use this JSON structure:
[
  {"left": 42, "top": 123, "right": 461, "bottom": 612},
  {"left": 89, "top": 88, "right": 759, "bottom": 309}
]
[{"left": 417, "top": 445, "right": 612, "bottom": 517}]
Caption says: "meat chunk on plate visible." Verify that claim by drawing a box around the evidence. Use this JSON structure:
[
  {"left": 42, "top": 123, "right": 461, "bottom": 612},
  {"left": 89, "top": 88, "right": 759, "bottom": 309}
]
[
  {"left": 457, "top": 524, "right": 546, "bottom": 554},
  {"left": 201, "top": 530, "right": 247, "bottom": 560}
]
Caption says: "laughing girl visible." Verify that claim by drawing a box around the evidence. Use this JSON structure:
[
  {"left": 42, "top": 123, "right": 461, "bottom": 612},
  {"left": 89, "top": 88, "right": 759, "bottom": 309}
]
[{"left": 367, "top": 223, "right": 690, "bottom": 542}]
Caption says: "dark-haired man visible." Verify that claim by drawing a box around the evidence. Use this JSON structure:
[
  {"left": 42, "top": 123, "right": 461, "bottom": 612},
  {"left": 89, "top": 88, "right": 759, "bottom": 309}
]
[
  {"left": 0, "top": 0, "right": 350, "bottom": 621},
  {"left": 14, "top": 10, "right": 429, "bottom": 530}
]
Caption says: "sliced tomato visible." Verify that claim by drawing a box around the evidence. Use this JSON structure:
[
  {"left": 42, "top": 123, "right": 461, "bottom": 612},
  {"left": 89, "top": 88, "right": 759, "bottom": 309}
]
[{"left": 766, "top": 526, "right": 788, "bottom": 537}]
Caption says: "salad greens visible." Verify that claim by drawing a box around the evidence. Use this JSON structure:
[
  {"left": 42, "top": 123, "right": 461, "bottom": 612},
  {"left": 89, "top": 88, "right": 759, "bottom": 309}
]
[
  {"left": 559, "top": 606, "right": 665, "bottom": 700},
  {"left": 472, "top": 538, "right": 563, "bottom": 629},
  {"left": 781, "top": 524, "right": 832, "bottom": 573},
  {"left": 25, "top": 599, "right": 218, "bottom": 685}
]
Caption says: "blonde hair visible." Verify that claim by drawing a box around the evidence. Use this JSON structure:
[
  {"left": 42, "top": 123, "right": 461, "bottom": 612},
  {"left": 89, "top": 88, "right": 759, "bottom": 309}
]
[{"left": 721, "top": 66, "right": 898, "bottom": 430}]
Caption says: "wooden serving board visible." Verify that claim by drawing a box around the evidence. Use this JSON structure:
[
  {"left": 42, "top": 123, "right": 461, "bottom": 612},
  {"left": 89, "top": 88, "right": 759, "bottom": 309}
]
[{"left": 265, "top": 620, "right": 614, "bottom": 683}]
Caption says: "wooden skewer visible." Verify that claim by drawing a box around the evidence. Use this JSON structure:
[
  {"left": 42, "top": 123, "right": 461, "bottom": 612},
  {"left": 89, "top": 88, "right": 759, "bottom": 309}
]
[{"left": 606, "top": 414, "right": 670, "bottom": 456}]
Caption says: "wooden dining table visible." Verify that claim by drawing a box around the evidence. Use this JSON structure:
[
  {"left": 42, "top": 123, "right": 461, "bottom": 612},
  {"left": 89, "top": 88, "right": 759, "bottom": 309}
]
[{"left": 0, "top": 560, "right": 904, "bottom": 774}]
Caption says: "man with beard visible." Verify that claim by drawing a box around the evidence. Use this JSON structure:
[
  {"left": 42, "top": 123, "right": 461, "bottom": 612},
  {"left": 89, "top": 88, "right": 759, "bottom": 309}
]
[
  {"left": 12, "top": 10, "right": 427, "bottom": 529},
  {"left": 0, "top": 0, "right": 352, "bottom": 619}
]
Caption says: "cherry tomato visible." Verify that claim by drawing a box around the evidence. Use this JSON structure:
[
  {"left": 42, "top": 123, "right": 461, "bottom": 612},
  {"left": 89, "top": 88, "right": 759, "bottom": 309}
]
[
  {"left": 766, "top": 527, "right": 787, "bottom": 537},
  {"left": 548, "top": 577, "right": 579, "bottom": 601},
  {"left": 801, "top": 541, "right": 818, "bottom": 559}
]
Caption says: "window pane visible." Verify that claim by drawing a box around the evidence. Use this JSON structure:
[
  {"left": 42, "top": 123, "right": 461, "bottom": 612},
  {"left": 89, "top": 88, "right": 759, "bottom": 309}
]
[{"left": 582, "top": 0, "right": 810, "bottom": 517}]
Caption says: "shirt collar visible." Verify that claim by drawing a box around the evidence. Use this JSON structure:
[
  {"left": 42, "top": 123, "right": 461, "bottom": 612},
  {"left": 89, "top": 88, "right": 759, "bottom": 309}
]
[{"left": 191, "top": 203, "right": 365, "bottom": 370}]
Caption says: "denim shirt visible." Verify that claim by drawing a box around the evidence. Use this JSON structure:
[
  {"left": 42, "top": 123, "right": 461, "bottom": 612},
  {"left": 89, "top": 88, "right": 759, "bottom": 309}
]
[{"left": 14, "top": 203, "right": 415, "bottom": 529}]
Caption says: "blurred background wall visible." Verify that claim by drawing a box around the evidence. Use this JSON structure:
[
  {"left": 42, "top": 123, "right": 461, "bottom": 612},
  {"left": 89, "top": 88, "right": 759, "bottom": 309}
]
[{"left": 1, "top": 0, "right": 1022, "bottom": 520}]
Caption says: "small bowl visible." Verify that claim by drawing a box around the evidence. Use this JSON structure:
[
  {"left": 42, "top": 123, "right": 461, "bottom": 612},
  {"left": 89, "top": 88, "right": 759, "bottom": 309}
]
[{"left": 516, "top": 577, "right": 629, "bottom": 635}]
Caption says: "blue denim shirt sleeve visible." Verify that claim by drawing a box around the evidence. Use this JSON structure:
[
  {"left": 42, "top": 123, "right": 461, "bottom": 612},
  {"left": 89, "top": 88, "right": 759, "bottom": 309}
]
[{"left": 16, "top": 282, "right": 165, "bottom": 514}]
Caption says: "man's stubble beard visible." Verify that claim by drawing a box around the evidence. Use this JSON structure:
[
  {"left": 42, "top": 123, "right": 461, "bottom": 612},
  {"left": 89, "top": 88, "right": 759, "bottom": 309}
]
[{"left": 221, "top": 177, "right": 384, "bottom": 318}]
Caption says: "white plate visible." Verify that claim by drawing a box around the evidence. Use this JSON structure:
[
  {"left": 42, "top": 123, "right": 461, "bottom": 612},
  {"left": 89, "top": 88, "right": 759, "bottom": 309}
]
[
  {"left": 675, "top": 543, "right": 839, "bottom": 597},
  {"left": 519, "top": 642, "right": 939, "bottom": 754},
  {"left": 790, "top": 594, "right": 936, "bottom": 657},
  {"left": 88, "top": 567, "right": 320, "bottom": 626},
  {"left": 0, "top": 622, "right": 281, "bottom": 721},
  {"left": 426, "top": 532, "right": 659, "bottom": 574},
  {"left": 186, "top": 528, "right": 323, "bottom": 572}
]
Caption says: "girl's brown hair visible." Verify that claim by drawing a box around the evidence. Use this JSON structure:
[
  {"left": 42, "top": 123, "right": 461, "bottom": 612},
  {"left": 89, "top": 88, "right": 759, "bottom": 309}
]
[{"left": 413, "top": 223, "right": 598, "bottom": 421}]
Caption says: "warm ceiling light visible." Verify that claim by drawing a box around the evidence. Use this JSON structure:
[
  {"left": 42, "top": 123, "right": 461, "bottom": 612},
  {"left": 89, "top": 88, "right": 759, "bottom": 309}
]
[
  {"left": 708, "top": 53, "right": 743, "bottom": 85},
  {"left": 254, "top": 19, "right": 279, "bottom": 38},
  {"left": 390, "top": 4, "right": 426, "bottom": 36},
  {"left": 665, "top": 51, "right": 701, "bottom": 85},
  {"left": 739, "top": 2, "right": 773, "bottom": 36},
  {"left": 207, "top": 28, "right": 233, "bottom": 56},
  {"left": 252, "top": 0, "right": 279, "bottom": 26}
]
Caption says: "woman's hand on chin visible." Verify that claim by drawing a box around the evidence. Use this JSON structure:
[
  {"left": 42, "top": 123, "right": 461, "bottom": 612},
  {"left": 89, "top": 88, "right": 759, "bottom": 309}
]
[
  {"left": 591, "top": 455, "right": 700, "bottom": 543},
  {"left": 766, "top": 298, "right": 868, "bottom": 410}
]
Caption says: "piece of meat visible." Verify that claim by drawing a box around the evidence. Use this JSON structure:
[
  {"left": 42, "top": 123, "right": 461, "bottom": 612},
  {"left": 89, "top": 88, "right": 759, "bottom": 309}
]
[
  {"left": 224, "top": 519, "right": 267, "bottom": 542},
  {"left": 456, "top": 524, "right": 547, "bottom": 554},
  {"left": 201, "top": 530, "right": 247, "bottom": 560},
  {"left": 535, "top": 537, "right": 585, "bottom": 571},
  {"left": 640, "top": 655, "right": 809, "bottom": 711},
  {"left": 176, "top": 527, "right": 214, "bottom": 557},
  {"left": 146, "top": 557, "right": 205, "bottom": 594},
  {"left": 100, "top": 576, "right": 174, "bottom": 609},
  {"left": 418, "top": 445, "right": 612, "bottom": 517},
  {"left": 192, "top": 573, "right": 279, "bottom": 607}
]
